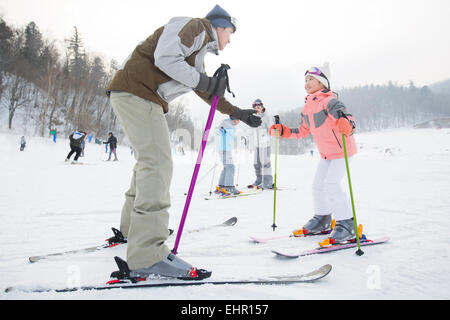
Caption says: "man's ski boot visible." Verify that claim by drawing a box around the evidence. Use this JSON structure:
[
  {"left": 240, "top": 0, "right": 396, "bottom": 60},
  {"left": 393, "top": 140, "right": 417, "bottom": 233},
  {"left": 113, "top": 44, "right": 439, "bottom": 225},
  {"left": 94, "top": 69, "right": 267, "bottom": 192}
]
[
  {"left": 292, "top": 214, "right": 335, "bottom": 237},
  {"left": 319, "top": 218, "right": 363, "bottom": 247},
  {"left": 106, "top": 228, "right": 127, "bottom": 247},
  {"left": 107, "top": 254, "right": 212, "bottom": 285}
]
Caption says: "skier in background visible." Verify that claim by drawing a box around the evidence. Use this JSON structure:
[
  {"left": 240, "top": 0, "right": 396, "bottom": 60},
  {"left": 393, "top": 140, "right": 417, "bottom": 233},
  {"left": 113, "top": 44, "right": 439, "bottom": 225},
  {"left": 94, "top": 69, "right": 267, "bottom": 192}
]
[
  {"left": 80, "top": 139, "right": 85, "bottom": 157},
  {"left": 65, "top": 130, "right": 86, "bottom": 163},
  {"left": 247, "top": 98, "right": 274, "bottom": 189},
  {"left": 270, "top": 62, "right": 358, "bottom": 244},
  {"left": 215, "top": 115, "right": 241, "bottom": 195},
  {"left": 20, "top": 136, "right": 26, "bottom": 151},
  {"left": 104, "top": 132, "right": 118, "bottom": 161}
]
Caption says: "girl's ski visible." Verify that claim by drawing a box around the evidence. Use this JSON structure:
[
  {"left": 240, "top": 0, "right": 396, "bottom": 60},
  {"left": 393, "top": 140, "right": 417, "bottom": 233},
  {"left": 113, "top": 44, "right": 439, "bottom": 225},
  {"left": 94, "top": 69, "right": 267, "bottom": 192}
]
[{"left": 272, "top": 237, "right": 389, "bottom": 258}]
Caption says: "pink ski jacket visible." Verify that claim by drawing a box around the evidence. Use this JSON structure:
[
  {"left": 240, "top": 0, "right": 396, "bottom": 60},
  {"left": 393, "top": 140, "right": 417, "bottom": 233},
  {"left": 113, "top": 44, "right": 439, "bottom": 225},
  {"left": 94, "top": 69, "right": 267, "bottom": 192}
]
[{"left": 290, "top": 89, "right": 357, "bottom": 160}]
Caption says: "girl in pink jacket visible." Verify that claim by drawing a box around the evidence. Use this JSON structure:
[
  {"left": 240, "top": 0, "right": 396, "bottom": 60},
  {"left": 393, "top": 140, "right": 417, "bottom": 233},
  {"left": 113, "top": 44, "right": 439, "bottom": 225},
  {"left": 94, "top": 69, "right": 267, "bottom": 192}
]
[{"left": 270, "top": 63, "right": 358, "bottom": 244}]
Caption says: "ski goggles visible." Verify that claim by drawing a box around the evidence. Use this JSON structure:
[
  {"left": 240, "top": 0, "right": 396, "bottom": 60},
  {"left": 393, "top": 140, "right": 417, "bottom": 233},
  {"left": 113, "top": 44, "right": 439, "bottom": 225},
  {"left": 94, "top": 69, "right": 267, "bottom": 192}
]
[
  {"left": 304, "top": 67, "right": 327, "bottom": 79},
  {"left": 305, "top": 67, "right": 330, "bottom": 88}
]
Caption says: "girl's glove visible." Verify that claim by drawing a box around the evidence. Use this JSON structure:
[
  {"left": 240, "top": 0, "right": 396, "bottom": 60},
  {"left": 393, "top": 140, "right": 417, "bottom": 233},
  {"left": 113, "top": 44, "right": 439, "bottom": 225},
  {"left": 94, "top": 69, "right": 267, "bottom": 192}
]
[
  {"left": 270, "top": 124, "right": 291, "bottom": 138},
  {"left": 337, "top": 118, "right": 354, "bottom": 136}
]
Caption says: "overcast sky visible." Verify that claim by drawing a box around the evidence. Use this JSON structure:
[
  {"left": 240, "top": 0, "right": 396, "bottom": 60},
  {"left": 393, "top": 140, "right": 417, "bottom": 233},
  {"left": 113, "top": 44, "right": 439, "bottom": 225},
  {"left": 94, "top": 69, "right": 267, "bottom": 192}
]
[{"left": 1, "top": 0, "right": 449, "bottom": 116}]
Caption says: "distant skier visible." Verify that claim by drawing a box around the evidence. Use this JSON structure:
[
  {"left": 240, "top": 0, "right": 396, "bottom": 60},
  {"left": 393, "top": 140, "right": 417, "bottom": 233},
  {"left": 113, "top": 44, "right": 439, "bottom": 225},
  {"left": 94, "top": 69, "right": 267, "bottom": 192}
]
[
  {"left": 80, "top": 139, "right": 85, "bottom": 157},
  {"left": 104, "top": 132, "right": 118, "bottom": 161},
  {"left": 270, "top": 63, "right": 358, "bottom": 244},
  {"left": 215, "top": 115, "right": 241, "bottom": 195},
  {"left": 20, "top": 136, "right": 26, "bottom": 151},
  {"left": 247, "top": 99, "right": 274, "bottom": 189},
  {"left": 65, "top": 130, "right": 86, "bottom": 163}
]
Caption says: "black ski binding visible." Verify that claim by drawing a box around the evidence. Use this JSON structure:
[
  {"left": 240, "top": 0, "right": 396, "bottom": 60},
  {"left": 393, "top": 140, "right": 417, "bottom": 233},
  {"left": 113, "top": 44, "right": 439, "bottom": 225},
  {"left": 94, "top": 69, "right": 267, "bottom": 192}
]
[
  {"left": 109, "top": 256, "right": 143, "bottom": 284},
  {"left": 107, "top": 228, "right": 127, "bottom": 245}
]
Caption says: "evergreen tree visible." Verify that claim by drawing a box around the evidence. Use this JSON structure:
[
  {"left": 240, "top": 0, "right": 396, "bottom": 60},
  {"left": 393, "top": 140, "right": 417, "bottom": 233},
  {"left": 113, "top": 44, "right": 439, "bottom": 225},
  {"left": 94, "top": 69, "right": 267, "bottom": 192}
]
[
  {"left": 0, "top": 18, "right": 14, "bottom": 71},
  {"left": 22, "top": 22, "right": 43, "bottom": 67},
  {"left": 0, "top": 18, "right": 14, "bottom": 99},
  {"left": 67, "top": 26, "right": 86, "bottom": 81}
]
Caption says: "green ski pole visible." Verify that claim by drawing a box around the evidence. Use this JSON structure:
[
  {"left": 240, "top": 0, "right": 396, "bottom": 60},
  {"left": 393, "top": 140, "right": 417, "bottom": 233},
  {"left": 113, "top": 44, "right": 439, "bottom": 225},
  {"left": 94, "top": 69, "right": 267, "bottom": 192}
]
[
  {"left": 341, "top": 131, "right": 364, "bottom": 256},
  {"left": 272, "top": 115, "right": 280, "bottom": 231}
]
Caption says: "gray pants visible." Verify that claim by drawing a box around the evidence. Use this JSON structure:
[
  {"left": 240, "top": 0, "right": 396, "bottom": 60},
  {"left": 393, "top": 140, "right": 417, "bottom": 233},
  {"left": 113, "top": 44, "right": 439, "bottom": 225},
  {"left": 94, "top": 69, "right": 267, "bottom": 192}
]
[
  {"left": 218, "top": 151, "right": 235, "bottom": 186},
  {"left": 254, "top": 146, "right": 273, "bottom": 188},
  {"left": 110, "top": 92, "right": 172, "bottom": 270},
  {"left": 108, "top": 147, "right": 118, "bottom": 160}
]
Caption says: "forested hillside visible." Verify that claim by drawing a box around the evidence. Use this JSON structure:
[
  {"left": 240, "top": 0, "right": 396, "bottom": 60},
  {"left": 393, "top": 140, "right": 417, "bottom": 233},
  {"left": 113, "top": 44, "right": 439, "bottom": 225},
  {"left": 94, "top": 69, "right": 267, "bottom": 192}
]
[
  {"left": 0, "top": 17, "right": 195, "bottom": 143},
  {"left": 1, "top": 16, "right": 449, "bottom": 154}
]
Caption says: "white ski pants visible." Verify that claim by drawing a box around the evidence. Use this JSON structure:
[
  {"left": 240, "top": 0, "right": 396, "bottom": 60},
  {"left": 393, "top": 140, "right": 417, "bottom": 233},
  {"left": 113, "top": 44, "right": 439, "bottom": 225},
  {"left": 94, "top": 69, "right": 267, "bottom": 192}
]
[{"left": 312, "top": 157, "right": 353, "bottom": 221}]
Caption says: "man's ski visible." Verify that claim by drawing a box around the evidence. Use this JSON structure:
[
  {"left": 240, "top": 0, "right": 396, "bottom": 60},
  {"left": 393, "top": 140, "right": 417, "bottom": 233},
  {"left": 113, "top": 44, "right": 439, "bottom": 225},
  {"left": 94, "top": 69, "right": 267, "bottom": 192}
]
[
  {"left": 272, "top": 236, "right": 390, "bottom": 258},
  {"left": 5, "top": 264, "right": 331, "bottom": 293},
  {"left": 186, "top": 216, "right": 237, "bottom": 233},
  {"left": 28, "top": 227, "right": 126, "bottom": 263},
  {"left": 204, "top": 189, "right": 262, "bottom": 200},
  {"left": 28, "top": 217, "right": 237, "bottom": 263},
  {"left": 28, "top": 244, "right": 114, "bottom": 263}
]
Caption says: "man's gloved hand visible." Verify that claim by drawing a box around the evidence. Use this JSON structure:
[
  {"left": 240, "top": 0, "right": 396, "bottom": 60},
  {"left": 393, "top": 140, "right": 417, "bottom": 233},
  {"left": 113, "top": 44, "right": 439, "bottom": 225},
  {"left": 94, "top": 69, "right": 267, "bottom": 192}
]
[
  {"left": 231, "top": 108, "right": 262, "bottom": 127},
  {"left": 269, "top": 124, "right": 291, "bottom": 138},
  {"left": 195, "top": 73, "right": 227, "bottom": 97},
  {"left": 337, "top": 118, "right": 354, "bottom": 136}
]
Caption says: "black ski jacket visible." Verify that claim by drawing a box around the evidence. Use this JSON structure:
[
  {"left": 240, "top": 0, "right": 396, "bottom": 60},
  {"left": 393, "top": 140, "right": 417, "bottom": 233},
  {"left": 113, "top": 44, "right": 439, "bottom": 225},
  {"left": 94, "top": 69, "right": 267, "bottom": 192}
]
[{"left": 104, "top": 135, "right": 118, "bottom": 149}]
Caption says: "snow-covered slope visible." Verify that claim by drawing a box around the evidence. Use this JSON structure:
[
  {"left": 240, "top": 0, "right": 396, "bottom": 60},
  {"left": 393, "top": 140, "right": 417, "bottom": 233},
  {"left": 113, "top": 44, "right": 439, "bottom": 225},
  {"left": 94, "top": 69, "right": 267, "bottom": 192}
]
[{"left": 1, "top": 127, "right": 449, "bottom": 299}]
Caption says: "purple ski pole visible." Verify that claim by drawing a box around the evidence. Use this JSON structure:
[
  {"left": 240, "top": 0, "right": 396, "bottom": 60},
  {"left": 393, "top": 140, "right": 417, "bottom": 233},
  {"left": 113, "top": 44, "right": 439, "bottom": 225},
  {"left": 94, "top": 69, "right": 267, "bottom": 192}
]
[{"left": 172, "top": 95, "right": 220, "bottom": 254}]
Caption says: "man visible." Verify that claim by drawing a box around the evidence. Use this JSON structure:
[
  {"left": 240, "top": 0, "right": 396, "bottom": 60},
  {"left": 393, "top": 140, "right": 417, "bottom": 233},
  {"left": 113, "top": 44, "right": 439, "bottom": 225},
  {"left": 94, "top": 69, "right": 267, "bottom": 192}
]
[
  {"left": 104, "top": 132, "right": 118, "bottom": 161},
  {"left": 106, "top": 5, "right": 261, "bottom": 280}
]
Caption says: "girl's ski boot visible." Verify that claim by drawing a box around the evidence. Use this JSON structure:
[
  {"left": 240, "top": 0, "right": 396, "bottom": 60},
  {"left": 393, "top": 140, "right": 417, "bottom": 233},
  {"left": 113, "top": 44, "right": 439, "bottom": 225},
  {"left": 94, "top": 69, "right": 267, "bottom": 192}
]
[{"left": 293, "top": 214, "right": 334, "bottom": 237}]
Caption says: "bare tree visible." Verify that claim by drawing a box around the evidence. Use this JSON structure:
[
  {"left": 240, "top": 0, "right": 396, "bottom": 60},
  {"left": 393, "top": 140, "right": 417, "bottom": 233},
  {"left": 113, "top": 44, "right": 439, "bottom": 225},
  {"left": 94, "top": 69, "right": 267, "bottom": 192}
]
[
  {"left": 39, "top": 61, "right": 60, "bottom": 136},
  {"left": 2, "top": 73, "right": 33, "bottom": 129}
]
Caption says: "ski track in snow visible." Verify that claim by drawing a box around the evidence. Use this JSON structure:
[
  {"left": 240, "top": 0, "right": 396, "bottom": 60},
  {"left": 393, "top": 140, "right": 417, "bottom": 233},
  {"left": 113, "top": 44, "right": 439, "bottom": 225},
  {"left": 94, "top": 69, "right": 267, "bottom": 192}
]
[{"left": 0, "top": 128, "right": 449, "bottom": 299}]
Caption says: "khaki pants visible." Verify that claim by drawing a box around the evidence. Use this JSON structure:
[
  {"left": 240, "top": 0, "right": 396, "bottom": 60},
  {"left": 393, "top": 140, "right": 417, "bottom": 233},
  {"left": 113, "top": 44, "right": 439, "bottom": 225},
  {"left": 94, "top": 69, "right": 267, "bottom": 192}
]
[{"left": 110, "top": 91, "right": 172, "bottom": 270}]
